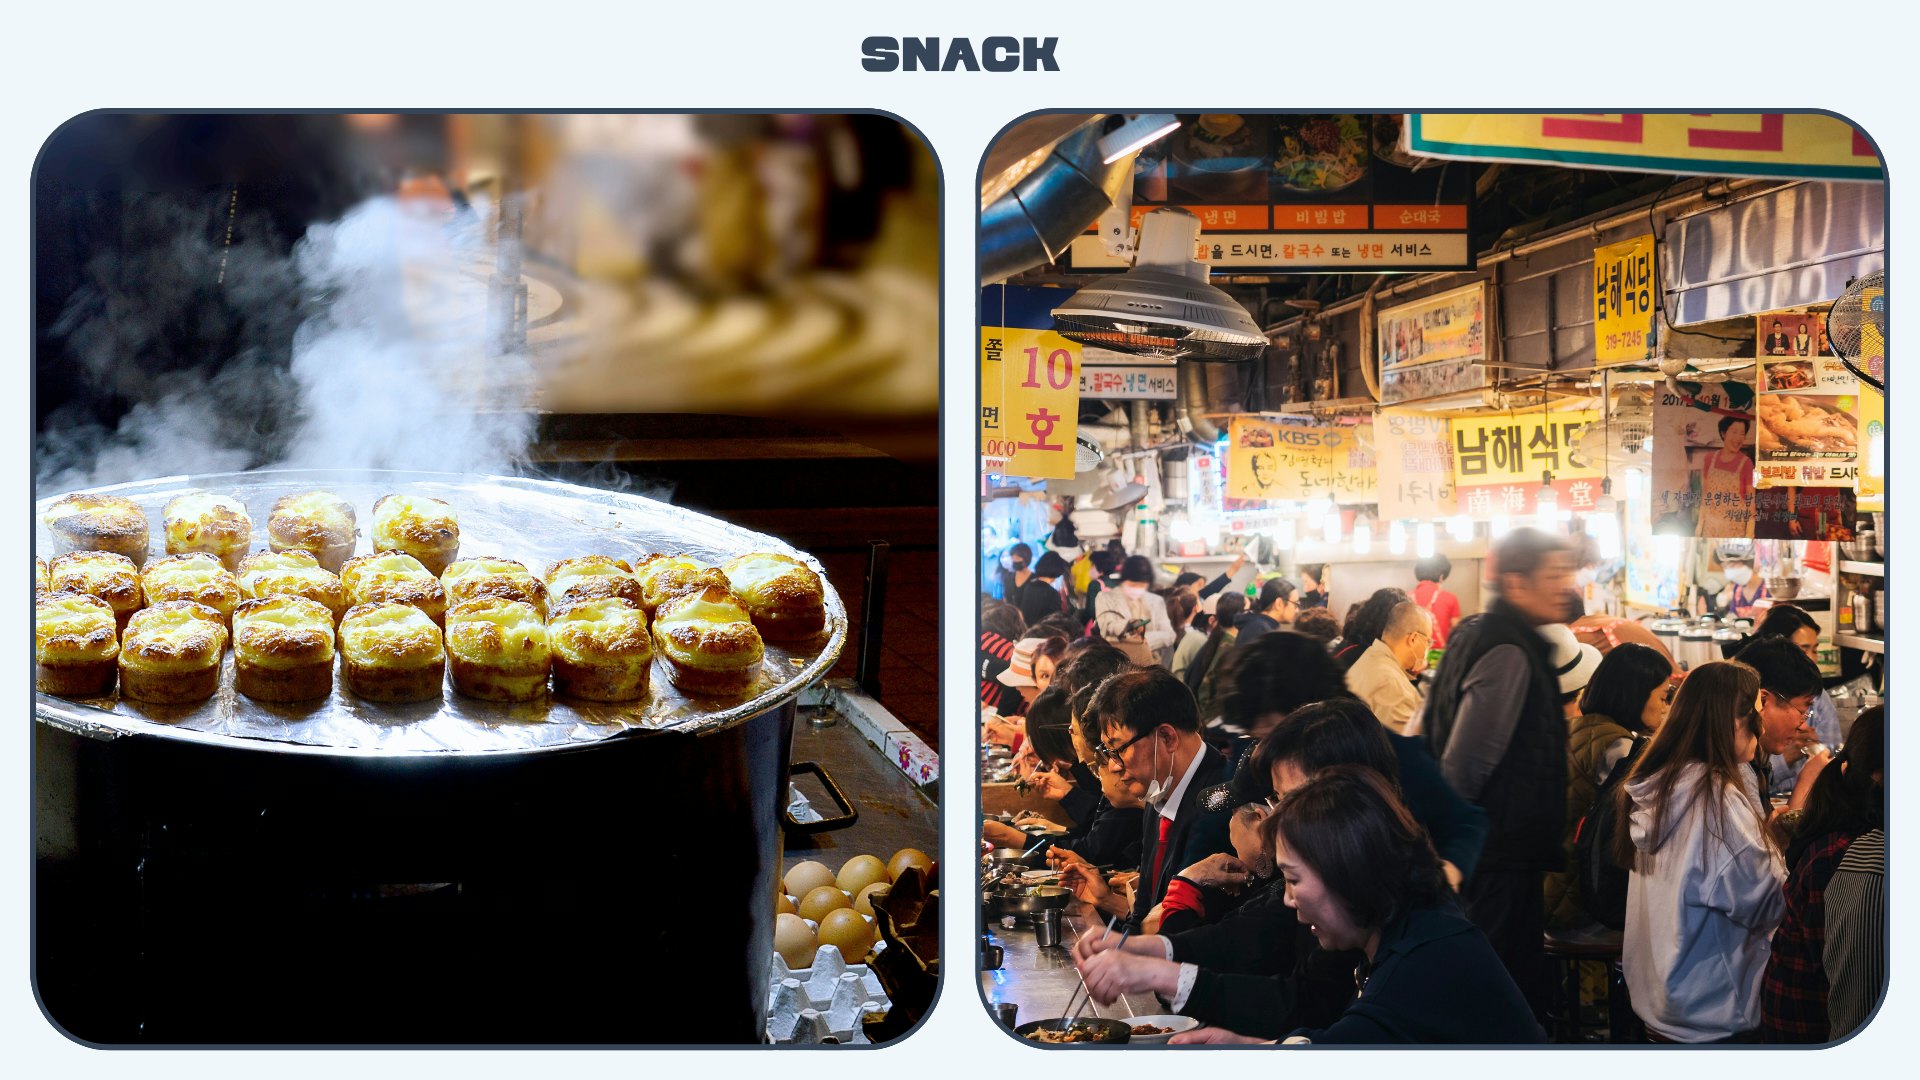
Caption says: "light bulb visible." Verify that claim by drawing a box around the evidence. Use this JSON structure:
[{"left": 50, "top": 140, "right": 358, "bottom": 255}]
[
  {"left": 1354, "top": 519, "right": 1373, "bottom": 555},
  {"left": 1274, "top": 517, "right": 1296, "bottom": 551},
  {"left": 1321, "top": 512, "right": 1341, "bottom": 544},
  {"left": 1416, "top": 522, "right": 1437, "bottom": 558},
  {"left": 1389, "top": 519, "right": 1408, "bottom": 555}
]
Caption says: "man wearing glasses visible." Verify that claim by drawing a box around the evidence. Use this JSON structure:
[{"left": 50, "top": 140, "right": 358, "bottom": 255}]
[
  {"left": 1081, "top": 667, "right": 1234, "bottom": 935},
  {"left": 1345, "top": 600, "right": 1433, "bottom": 735},
  {"left": 1732, "top": 635, "right": 1828, "bottom": 800}
]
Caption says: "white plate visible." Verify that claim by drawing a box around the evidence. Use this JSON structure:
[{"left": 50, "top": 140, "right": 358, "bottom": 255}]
[{"left": 1123, "top": 1015, "right": 1201, "bottom": 1045}]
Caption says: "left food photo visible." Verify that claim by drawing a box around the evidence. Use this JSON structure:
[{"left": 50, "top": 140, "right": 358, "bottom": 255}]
[{"left": 32, "top": 112, "right": 940, "bottom": 1046}]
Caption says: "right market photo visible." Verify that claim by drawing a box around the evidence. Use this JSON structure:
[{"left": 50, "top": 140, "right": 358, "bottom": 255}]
[{"left": 976, "top": 112, "right": 1886, "bottom": 1046}]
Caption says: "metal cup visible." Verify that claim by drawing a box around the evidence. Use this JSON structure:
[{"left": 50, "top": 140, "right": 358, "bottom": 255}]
[
  {"left": 991, "top": 1002, "right": 1020, "bottom": 1029},
  {"left": 1034, "top": 907, "right": 1064, "bottom": 947}
]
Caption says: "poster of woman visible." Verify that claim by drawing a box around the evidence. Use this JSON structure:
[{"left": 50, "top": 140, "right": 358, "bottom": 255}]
[{"left": 1652, "top": 381, "right": 1756, "bottom": 538}]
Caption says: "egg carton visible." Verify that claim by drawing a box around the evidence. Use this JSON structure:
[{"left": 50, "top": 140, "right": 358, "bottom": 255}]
[{"left": 766, "top": 943, "right": 892, "bottom": 1044}]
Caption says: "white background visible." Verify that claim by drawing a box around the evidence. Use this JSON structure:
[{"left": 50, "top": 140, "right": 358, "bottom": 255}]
[{"left": 2, "top": 0, "right": 1915, "bottom": 1074}]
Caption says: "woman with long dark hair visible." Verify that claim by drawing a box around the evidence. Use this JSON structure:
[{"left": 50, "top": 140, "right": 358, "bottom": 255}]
[
  {"left": 1333, "top": 587, "right": 1412, "bottom": 670},
  {"left": 1616, "top": 660, "right": 1786, "bottom": 1042},
  {"left": 1761, "top": 705, "right": 1886, "bottom": 1042}
]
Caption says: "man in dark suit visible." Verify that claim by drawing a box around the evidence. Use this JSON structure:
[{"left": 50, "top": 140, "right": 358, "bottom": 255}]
[{"left": 1081, "top": 667, "right": 1235, "bottom": 932}]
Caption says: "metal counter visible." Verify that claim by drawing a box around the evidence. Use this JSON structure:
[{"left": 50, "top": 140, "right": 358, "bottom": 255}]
[
  {"left": 781, "top": 690, "right": 939, "bottom": 874},
  {"left": 980, "top": 906, "right": 1161, "bottom": 1026}
]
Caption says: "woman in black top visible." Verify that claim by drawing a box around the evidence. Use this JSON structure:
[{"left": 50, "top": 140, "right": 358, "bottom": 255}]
[{"left": 1013, "top": 550, "right": 1071, "bottom": 629}]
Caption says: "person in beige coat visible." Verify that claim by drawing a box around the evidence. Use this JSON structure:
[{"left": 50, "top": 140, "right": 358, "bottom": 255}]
[{"left": 1346, "top": 600, "right": 1432, "bottom": 734}]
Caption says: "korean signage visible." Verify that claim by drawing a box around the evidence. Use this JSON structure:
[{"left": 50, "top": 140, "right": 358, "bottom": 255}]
[
  {"left": 1652, "top": 380, "right": 1757, "bottom": 539},
  {"left": 1227, "top": 416, "right": 1364, "bottom": 503},
  {"left": 1592, "top": 234, "right": 1657, "bottom": 367},
  {"left": 1449, "top": 410, "right": 1602, "bottom": 518},
  {"left": 1079, "top": 363, "right": 1177, "bottom": 400},
  {"left": 1374, "top": 409, "right": 1456, "bottom": 519},
  {"left": 981, "top": 284, "right": 1081, "bottom": 480},
  {"left": 1756, "top": 308, "right": 1853, "bottom": 393},
  {"left": 1070, "top": 114, "right": 1473, "bottom": 272},
  {"left": 1377, "top": 282, "right": 1492, "bottom": 406},
  {"left": 1404, "top": 113, "right": 1882, "bottom": 182}
]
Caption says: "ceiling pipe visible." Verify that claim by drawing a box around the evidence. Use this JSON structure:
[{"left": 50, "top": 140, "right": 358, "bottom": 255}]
[{"left": 980, "top": 118, "right": 1136, "bottom": 285}]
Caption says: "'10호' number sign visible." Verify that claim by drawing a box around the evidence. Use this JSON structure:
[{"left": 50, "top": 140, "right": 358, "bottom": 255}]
[{"left": 993, "top": 326, "right": 1080, "bottom": 480}]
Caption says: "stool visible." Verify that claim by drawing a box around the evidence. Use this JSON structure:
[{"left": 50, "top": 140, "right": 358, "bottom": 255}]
[{"left": 1542, "top": 926, "right": 1634, "bottom": 1043}]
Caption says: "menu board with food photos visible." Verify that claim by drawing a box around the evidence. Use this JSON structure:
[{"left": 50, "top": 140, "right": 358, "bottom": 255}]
[
  {"left": 1449, "top": 410, "right": 1601, "bottom": 519},
  {"left": 1066, "top": 114, "right": 1473, "bottom": 272},
  {"left": 1756, "top": 308, "right": 1853, "bottom": 393},
  {"left": 1653, "top": 380, "right": 1757, "bottom": 539},
  {"left": 1377, "top": 282, "right": 1493, "bottom": 406}
]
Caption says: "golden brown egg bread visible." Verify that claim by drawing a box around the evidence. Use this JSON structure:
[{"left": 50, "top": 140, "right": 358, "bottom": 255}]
[
  {"left": 341, "top": 551, "right": 448, "bottom": 626},
  {"left": 371, "top": 494, "right": 460, "bottom": 577},
  {"left": 339, "top": 601, "right": 446, "bottom": 703},
  {"left": 48, "top": 551, "right": 143, "bottom": 631},
  {"left": 650, "top": 583, "right": 764, "bottom": 695},
  {"left": 633, "top": 553, "right": 731, "bottom": 613},
  {"left": 443, "top": 557, "right": 549, "bottom": 619},
  {"left": 721, "top": 552, "right": 827, "bottom": 640},
  {"left": 35, "top": 592, "right": 120, "bottom": 697},
  {"left": 163, "top": 491, "right": 253, "bottom": 570},
  {"left": 444, "top": 596, "right": 551, "bottom": 702},
  {"left": 237, "top": 550, "right": 349, "bottom": 621},
  {"left": 266, "top": 491, "right": 357, "bottom": 572},
  {"left": 35, "top": 557, "right": 48, "bottom": 595},
  {"left": 118, "top": 600, "right": 229, "bottom": 704},
  {"left": 232, "top": 595, "right": 337, "bottom": 702},
  {"left": 43, "top": 493, "right": 151, "bottom": 565},
  {"left": 545, "top": 555, "right": 646, "bottom": 608},
  {"left": 548, "top": 596, "right": 652, "bottom": 702},
  {"left": 140, "top": 552, "right": 241, "bottom": 627}
]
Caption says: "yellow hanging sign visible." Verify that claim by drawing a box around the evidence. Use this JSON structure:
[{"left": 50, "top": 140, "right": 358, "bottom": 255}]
[{"left": 991, "top": 326, "right": 1080, "bottom": 481}]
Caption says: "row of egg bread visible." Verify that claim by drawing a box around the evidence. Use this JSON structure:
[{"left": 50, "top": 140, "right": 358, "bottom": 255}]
[{"left": 34, "top": 490, "right": 826, "bottom": 706}]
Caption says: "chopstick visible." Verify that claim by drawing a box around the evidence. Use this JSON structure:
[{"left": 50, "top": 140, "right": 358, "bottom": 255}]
[
  {"left": 1057, "top": 914, "right": 1122, "bottom": 1031},
  {"left": 1064, "top": 923, "right": 1131, "bottom": 1030}
]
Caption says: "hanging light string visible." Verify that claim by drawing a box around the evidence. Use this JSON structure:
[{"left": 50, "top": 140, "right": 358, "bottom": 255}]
[{"left": 216, "top": 184, "right": 238, "bottom": 285}]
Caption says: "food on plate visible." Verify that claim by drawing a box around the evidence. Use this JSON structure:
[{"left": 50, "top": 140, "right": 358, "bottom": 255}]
[
  {"left": 237, "top": 550, "right": 349, "bottom": 620},
  {"left": 784, "top": 861, "right": 836, "bottom": 898},
  {"left": 853, "top": 882, "right": 891, "bottom": 917},
  {"left": 339, "top": 601, "right": 447, "bottom": 703},
  {"left": 633, "top": 553, "right": 731, "bottom": 613},
  {"left": 544, "top": 555, "right": 646, "bottom": 608},
  {"left": 266, "top": 490, "right": 357, "bottom": 572},
  {"left": 162, "top": 491, "right": 252, "bottom": 569},
  {"left": 1757, "top": 395, "right": 1859, "bottom": 454},
  {"left": 48, "top": 551, "right": 143, "bottom": 631},
  {"left": 836, "top": 854, "right": 891, "bottom": 898},
  {"left": 1186, "top": 114, "right": 1253, "bottom": 160},
  {"left": 117, "top": 601, "right": 228, "bottom": 704},
  {"left": 1132, "top": 1023, "right": 1175, "bottom": 1036},
  {"left": 1765, "top": 362, "right": 1814, "bottom": 391},
  {"left": 815, "top": 906, "right": 874, "bottom": 964},
  {"left": 650, "top": 584, "right": 764, "bottom": 695},
  {"left": 1024, "top": 1023, "right": 1110, "bottom": 1043},
  {"left": 547, "top": 596, "right": 651, "bottom": 702},
  {"left": 798, "top": 884, "right": 852, "bottom": 923},
  {"left": 139, "top": 552, "right": 241, "bottom": 626},
  {"left": 442, "top": 557, "right": 549, "bottom": 619},
  {"left": 371, "top": 494, "right": 461, "bottom": 577},
  {"left": 887, "top": 848, "right": 933, "bottom": 882},
  {"left": 773, "top": 912, "right": 818, "bottom": 969},
  {"left": 444, "top": 596, "right": 550, "bottom": 702},
  {"left": 721, "top": 552, "right": 826, "bottom": 640},
  {"left": 232, "top": 594, "right": 337, "bottom": 702},
  {"left": 341, "top": 551, "right": 448, "bottom": 626},
  {"left": 42, "top": 493, "right": 151, "bottom": 565},
  {"left": 1272, "top": 114, "right": 1370, "bottom": 193},
  {"left": 35, "top": 592, "right": 119, "bottom": 697}
]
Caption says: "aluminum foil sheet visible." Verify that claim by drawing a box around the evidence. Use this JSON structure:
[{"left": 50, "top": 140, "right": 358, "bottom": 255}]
[{"left": 34, "top": 468, "right": 846, "bottom": 755}]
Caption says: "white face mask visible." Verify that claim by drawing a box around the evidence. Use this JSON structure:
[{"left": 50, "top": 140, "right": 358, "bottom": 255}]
[
  {"left": 1575, "top": 567, "right": 1596, "bottom": 588},
  {"left": 1122, "top": 583, "right": 1148, "bottom": 599},
  {"left": 1726, "top": 565, "right": 1754, "bottom": 586},
  {"left": 1144, "top": 734, "right": 1171, "bottom": 806}
]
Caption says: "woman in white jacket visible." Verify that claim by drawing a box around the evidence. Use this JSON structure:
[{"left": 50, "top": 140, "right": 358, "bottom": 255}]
[
  {"left": 1095, "top": 555, "right": 1175, "bottom": 667},
  {"left": 1615, "top": 659, "right": 1787, "bottom": 1042}
]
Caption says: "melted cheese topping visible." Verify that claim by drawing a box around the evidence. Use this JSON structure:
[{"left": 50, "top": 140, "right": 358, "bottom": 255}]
[
  {"left": 344, "top": 551, "right": 434, "bottom": 591},
  {"left": 548, "top": 557, "right": 643, "bottom": 602},
  {"left": 36, "top": 558, "right": 48, "bottom": 593},
  {"left": 36, "top": 594, "right": 119, "bottom": 661},
  {"left": 442, "top": 557, "right": 529, "bottom": 586},
  {"left": 122, "top": 602, "right": 228, "bottom": 671},
  {"left": 340, "top": 603, "right": 445, "bottom": 668},
  {"left": 238, "top": 551, "right": 344, "bottom": 610},
  {"left": 142, "top": 554, "right": 238, "bottom": 609},
  {"left": 372, "top": 495, "right": 458, "bottom": 548},
  {"left": 653, "top": 588, "right": 763, "bottom": 669},
  {"left": 43, "top": 494, "right": 148, "bottom": 538},
  {"left": 655, "top": 593, "right": 750, "bottom": 629},
  {"left": 164, "top": 492, "right": 251, "bottom": 550},
  {"left": 722, "top": 553, "right": 802, "bottom": 594},
  {"left": 277, "top": 491, "right": 355, "bottom": 531},
  {"left": 549, "top": 598, "right": 651, "bottom": 663},
  {"left": 49, "top": 553, "right": 142, "bottom": 610},
  {"left": 445, "top": 598, "right": 549, "bottom": 667},
  {"left": 234, "top": 597, "right": 337, "bottom": 667}
]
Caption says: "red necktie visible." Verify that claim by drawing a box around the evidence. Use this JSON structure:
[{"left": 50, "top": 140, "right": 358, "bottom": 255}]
[{"left": 1152, "top": 815, "right": 1172, "bottom": 897}]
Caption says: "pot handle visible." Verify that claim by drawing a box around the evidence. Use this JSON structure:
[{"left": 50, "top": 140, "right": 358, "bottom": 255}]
[{"left": 785, "top": 760, "right": 859, "bottom": 834}]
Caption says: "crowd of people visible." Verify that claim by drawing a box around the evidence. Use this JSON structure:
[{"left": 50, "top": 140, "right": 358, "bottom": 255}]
[{"left": 980, "top": 530, "right": 1887, "bottom": 1045}]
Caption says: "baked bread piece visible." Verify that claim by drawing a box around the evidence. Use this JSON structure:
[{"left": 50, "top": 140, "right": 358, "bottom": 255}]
[
  {"left": 339, "top": 601, "right": 446, "bottom": 703},
  {"left": 371, "top": 495, "right": 461, "bottom": 577},
  {"left": 232, "top": 595, "right": 336, "bottom": 702},
  {"left": 35, "top": 592, "right": 119, "bottom": 697},
  {"left": 633, "top": 553, "right": 730, "bottom": 613},
  {"left": 236, "top": 550, "right": 349, "bottom": 621},
  {"left": 545, "top": 555, "right": 645, "bottom": 608},
  {"left": 140, "top": 552, "right": 241, "bottom": 627},
  {"left": 444, "top": 596, "right": 550, "bottom": 702},
  {"left": 162, "top": 491, "right": 253, "bottom": 570},
  {"left": 35, "top": 557, "right": 48, "bottom": 595},
  {"left": 443, "top": 557, "right": 549, "bottom": 619},
  {"left": 43, "top": 494, "right": 150, "bottom": 565},
  {"left": 341, "top": 551, "right": 448, "bottom": 626},
  {"left": 118, "top": 600, "right": 228, "bottom": 704},
  {"left": 266, "top": 491, "right": 357, "bottom": 572},
  {"left": 548, "top": 596, "right": 652, "bottom": 702},
  {"left": 650, "top": 583, "right": 764, "bottom": 695},
  {"left": 48, "top": 551, "right": 143, "bottom": 631},
  {"left": 721, "top": 552, "right": 827, "bottom": 640}
]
